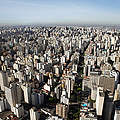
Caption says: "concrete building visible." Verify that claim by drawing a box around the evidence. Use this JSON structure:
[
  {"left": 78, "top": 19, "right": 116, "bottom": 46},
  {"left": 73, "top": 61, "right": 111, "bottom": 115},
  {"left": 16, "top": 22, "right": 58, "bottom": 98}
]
[
  {"left": 11, "top": 104, "right": 24, "bottom": 118},
  {"left": 60, "top": 89, "right": 69, "bottom": 105},
  {"left": 90, "top": 71, "right": 101, "bottom": 100},
  {"left": 82, "top": 78, "right": 91, "bottom": 92},
  {"left": 21, "top": 83, "right": 31, "bottom": 104},
  {"left": 66, "top": 80, "right": 70, "bottom": 98},
  {"left": 32, "top": 92, "right": 44, "bottom": 106},
  {"left": 55, "top": 84, "right": 62, "bottom": 99},
  {"left": 56, "top": 103, "right": 68, "bottom": 119},
  {"left": 5, "top": 83, "right": 22, "bottom": 108},
  {"left": 96, "top": 87, "right": 105, "bottom": 116},
  {"left": 99, "top": 75, "right": 115, "bottom": 93},
  {"left": 102, "top": 93, "right": 113, "bottom": 120},
  {"left": 0, "top": 97, "right": 8, "bottom": 112},
  {"left": 30, "top": 107, "right": 40, "bottom": 120},
  {"left": 0, "top": 71, "right": 8, "bottom": 91}
]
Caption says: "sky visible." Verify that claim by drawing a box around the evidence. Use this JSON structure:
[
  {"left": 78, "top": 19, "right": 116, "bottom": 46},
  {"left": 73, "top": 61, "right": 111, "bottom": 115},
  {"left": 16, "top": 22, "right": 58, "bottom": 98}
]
[{"left": 0, "top": 0, "right": 120, "bottom": 25}]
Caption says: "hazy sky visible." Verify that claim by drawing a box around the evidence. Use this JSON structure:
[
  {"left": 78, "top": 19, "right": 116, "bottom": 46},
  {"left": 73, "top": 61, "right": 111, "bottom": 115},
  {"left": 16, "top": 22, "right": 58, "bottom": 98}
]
[{"left": 0, "top": 0, "right": 120, "bottom": 25}]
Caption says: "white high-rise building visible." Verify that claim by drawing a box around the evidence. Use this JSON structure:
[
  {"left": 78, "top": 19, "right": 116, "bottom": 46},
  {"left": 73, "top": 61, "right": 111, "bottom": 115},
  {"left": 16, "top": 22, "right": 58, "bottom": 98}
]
[
  {"left": 61, "top": 56, "right": 66, "bottom": 64},
  {"left": 11, "top": 104, "right": 24, "bottom": 118},
  {"left": 5, "top": 83, "right": 22, "bottom": 108},
  {"left": 30, "top": 107, "right": 40, "bottom": 120},
  {"left": 21, "top": 83, "right": 31, "bottom": 104},
  {"left": 65, "top": 78, "right": 71, "bottom": 98},
  {"left": 96, "top": 87, "right": 105, "bottom": 116}
]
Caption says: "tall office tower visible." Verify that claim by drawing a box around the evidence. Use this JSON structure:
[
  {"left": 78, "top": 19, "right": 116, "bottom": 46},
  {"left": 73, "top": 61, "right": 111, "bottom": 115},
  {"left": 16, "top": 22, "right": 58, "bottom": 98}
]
[
  {"left": 0, "top": 71, "right": 8, "bottom": 91},
  {"left": 96, "top": 87, "right": 105, "bottom": 117},
  {"left": 21, "top": 83, "right": 31, "bottom": 104},
  {"left": 56, "top": 103, "right": 68, "bottom": 119},
  {"left": 65, "top": 78, "right": 71, "bottom": 98},
  {"left": 31, "top": 92, "right": 38, "bottom": 106},
  {"left": 31, "top": 92, "right": 44, "bottom": 106},
  {"left": 5, "top": 83, "right": 22, "bottom": 108},
  {"left": 90, "top": 71, "right": 101, "bottom": 100},
  {"left": 11, "top": 104, "right": 24, "bottom": 118},
  {"left": 30, "top": 107, "right": 40, "bottom": 120},
  {"left": 38, "top": 93, "right": 44, "bottom": 105}
]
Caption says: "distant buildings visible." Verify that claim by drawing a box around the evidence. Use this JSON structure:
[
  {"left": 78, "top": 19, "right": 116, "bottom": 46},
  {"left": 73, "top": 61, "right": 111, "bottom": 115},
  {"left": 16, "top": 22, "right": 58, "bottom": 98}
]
[{"left": 0, "top": 26, "right": 120, "bottom": 120}]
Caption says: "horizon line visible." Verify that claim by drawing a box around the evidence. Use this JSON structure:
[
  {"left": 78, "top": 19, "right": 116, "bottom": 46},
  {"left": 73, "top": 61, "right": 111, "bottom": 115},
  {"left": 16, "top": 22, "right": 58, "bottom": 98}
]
[{"left": 0, "top": 23, "right": 120, "bottom": 27}]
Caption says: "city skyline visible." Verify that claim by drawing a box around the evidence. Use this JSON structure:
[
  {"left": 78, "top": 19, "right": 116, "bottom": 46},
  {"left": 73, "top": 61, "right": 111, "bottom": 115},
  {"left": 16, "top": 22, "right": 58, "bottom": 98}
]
[{"left": 1, "top": 0, "right": 120, "bottom": 25}]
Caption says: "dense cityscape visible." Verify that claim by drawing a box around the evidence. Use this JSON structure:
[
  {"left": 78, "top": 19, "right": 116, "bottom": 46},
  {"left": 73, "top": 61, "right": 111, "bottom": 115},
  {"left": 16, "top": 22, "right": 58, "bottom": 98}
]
[{"left": 0, "top": 26, "right": 119, "bottom": 120}]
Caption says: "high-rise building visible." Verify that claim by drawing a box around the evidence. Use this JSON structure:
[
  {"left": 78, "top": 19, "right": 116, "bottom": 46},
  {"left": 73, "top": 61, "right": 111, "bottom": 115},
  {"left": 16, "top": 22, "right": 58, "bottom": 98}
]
[
  {"left": 56, "top": 103, "right": 68, "bottom": 119},
  {"left": 65, "top": 78, "right": 71, "bottom": 98},
  {"left": 102, "top": 93, "right": 113, "bottom": 120},
  {"left": 21, "top": 83, "right": 31, "bottom": 104},
  {"left": 0, "top": 71, "right": 8, "bottom": 91},
  {"left": 5, "top": 83, "right": 22, "bottom": 108},
  {"left": 11, "top": 104, "right": 24, "bottom": 118},
  {"left": 99, "top": 75, "right": 115, "bottom": 93},
  {"left": 32, "top": 92, "right": 44, "bottom": 106},
  {"left": 96, "top": 87, "right": 105, "bottom": 117},
  {"left": 90, "top": 71, "right": 101, "bottom": 100},
  {"left": 30, "top": 107, "right": 40, "bottom": 120},
  {"left": 0, "top": 97, "right": 8, "bottom": 112}
]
